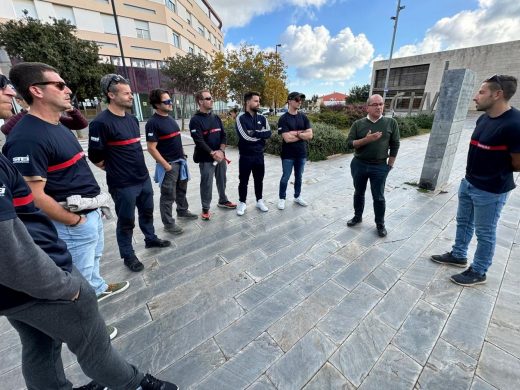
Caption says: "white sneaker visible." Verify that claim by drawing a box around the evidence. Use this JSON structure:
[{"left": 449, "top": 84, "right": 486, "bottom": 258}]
[
  {"left": 256, "top": 199, "right": 269, "bottom": 212},
  {"left": 236, "top": 201, "right": 246, "bottom": 216},
  {"left": 294, "top": 197, "right": 308, "bottom": 207},
  {"left": 278, "top": 199, "right": 285, "bottom": 210}
]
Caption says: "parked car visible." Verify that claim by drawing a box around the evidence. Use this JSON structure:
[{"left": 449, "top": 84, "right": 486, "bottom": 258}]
[
  {"left": 260, "top": 109, "right": 271, "bottom": 116},
  {"left": 276, "top": 108, "right": 288, "bottom": 116}
]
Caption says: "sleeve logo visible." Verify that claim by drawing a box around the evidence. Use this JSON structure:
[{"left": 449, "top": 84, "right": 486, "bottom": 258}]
[{"left": 12, "top": 155, "right": 30, "bottom": 163}]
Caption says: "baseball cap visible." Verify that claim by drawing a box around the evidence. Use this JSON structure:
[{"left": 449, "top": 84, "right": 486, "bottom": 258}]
[{"left": 287, "top": 92, "right": 305, "bottom": 101}]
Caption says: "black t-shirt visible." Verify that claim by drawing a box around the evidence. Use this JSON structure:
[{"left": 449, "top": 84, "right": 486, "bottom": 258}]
[
  {"left": 88, "top": 110, "right": 149, "bottom": 189},
  {"left": 278, "top": 112, "right": 311, "bottom": 159},
  {"left": 466, "top": 107, "right": 520, "bottom": 193},
  {"left": 3, "top": 115, "right": 100, "bottom": 202},
  {"left": 189, "top": 112, "right": 227, "bottom": 163},
  {"left": 145, "top": 113, "right": 184, "bottom": 161},
  {"left": 0, "top": 154, "right": 72, "bottom": 308}
]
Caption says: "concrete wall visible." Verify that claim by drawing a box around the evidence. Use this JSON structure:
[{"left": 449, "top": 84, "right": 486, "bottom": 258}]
[{"left": 372, "top": 40, "right": 520, "bottom": 109}]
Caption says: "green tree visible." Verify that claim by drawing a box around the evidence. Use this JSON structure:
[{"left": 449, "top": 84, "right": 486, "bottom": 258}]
[
  {"left": 346, "top": 84, "right": 370, "bottom": 103},
  {"left": 207, "top": 51, "right": 229, "bottom": 102},
  {"left": 162, "top": 53, "right": 210, "bottom": 129},
  {"left": 0, "top": 15, "right": 114, "bottom": 101}
]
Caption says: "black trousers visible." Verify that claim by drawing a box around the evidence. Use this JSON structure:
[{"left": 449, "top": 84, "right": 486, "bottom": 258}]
[{"left": 238, "top": 154, "right": 265, "bottom": 202}]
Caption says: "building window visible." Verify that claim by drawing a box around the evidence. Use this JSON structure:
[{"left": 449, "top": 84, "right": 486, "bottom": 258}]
[
  {"left": 14, "top": 0, "right": 38, "bottom": 18},
  {"left": 54, "top": 5, "right": 76, "bottom": 25},
  {"left": 188, "top": 46, "right": 194, "bottom": 54},
  {"left": 165, "top": 0, "right": 176, "bottom": 13},
  {"left": 111, "top": 56, "right": 123, "bottom": 66},
  {"left": 186, "top": 12, "right": 192, "bottom": 25},
  {"left": 198, "top": 26, "right": 204, "bottom": 37},
  {"left": 145, "top": 60, "right": 157, "bottom": 69},
  {"left": 172, "top": 32, "right": 180, "bottom": 48},
  {"left": 131, "top": 58, "right": 145, "bottom": 68},
  {"left": 135, "top": 20, "right": 150, "bottom": 40},
  {"left": 101, "top": 14, "right": 117, "bottom": 34}
]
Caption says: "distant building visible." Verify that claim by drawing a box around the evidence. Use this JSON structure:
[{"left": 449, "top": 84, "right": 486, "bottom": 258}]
[
  {"left": 319, "top": 92, "right": 348, "bottom": 107},
  {"left": 371, "top": 40, "right": 520, "bottom": 111}
]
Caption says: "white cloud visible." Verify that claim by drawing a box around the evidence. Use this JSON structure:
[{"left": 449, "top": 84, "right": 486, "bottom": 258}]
[
  {"left": 210, "top": 0, "right": 331, "bottom": 29},
  {"left": 394, "top": 0, "right": 520, "bottom": 58},
  {"left": 280, "top": 25, "right": 374, "bottom": 81}
]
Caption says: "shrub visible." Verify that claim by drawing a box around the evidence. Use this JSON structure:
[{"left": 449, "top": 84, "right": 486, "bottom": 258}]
[
  {"left": 412, "top": 113, "right": 434, "bottom": 129},
  {"left": 395, "top": 116, "right": 419, "bottom": 138}
]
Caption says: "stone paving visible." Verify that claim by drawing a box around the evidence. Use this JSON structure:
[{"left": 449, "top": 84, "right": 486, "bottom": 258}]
[{"left": 1, "top": 114, "right": 520, "bottom": 389}]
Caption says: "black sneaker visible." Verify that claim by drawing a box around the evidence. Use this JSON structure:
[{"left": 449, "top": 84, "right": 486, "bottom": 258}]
[
  {"left": 177, "top": 210, "right": 198, "bottom": 219},
  {"left": 376, "top": 224, "right": 387, "bottom": 237},
  {"left": 164, "top": 224, "right": 184, "bottom": 235},
  {"left": 450, "top": 267, "right": 487, "bottom": 286},
  {"left": 73, "top": 381, "right": 106, "bottom": 390},
  {"left": 140, "top": 373, "right": 179, "bottom": 390},
  {"left": 124, "top": 255, "right": 144, "bottom": 272},
  {"left": 431, "top": 252, "right": 467, "bottom": 267},
  {"left": 347, "top": 216, "right": 362, "bottom": 227},
  {"left": 145, "top": 238, "right": 172, "bottom": 249}
]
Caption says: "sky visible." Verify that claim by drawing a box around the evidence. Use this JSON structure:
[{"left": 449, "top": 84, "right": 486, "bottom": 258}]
[{"left": 210, "top": 0, "right": 520, "bottom": 97}]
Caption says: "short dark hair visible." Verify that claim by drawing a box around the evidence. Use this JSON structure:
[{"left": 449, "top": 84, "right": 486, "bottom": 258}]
[
  {"left": 194, "top": 89, "right": 210, "bottom": 105},
  {"left": 100, "top": 73, "right": 130, "bottom": 103},
  {"left": 244, "top": 91, "right": 260, "bottom": 104},
  {"left": 149, "top": 88, "right": 169, "bottom": 109},
  {"left": 9, "top": 62, "right": 58, "bottom": 105},
  {"left": 485, "top": 75, "right": 517, "bottom": 101}
]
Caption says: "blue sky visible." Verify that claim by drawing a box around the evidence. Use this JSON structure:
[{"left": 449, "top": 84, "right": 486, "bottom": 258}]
[{"left": 211, "top": 0, "right": 519, "bottom": 97}]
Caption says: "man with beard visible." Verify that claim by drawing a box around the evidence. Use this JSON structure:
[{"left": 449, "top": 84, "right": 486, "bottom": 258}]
[
  {"left": 88, "top": 75, "right": 170, "bottom": 273},
  {"left": 431, "top": 75, "right": 520, "bottom": 286}
]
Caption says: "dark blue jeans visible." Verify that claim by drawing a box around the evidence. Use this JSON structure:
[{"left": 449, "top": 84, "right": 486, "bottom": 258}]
[
  {"left": 350, "top": 157, "right": 391, "bottom": 225},
  {"left": 110, "top": 177, "right": 157, "bottom": 258},
  {"left": 279, "top": 158, "right": 306, "bottom": 199}
]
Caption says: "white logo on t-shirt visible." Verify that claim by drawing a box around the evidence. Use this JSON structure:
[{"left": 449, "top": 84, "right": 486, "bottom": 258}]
[
  {"left": 12, "top": 155, "right": 29, "bottom": 163},
  {"left": 90, "top": 136, "right": 100, "bottom": 142},
  {"left": 0, "top": 185, "right": 5, "bottom": 197}
]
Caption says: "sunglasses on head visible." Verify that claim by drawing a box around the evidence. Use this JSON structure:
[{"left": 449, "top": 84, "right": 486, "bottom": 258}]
[
  {"left": 31, "top": 81, "right": 68, "bottom": 91},
  {"left": 162, "top": 99, "right": 173, "bottom": 105},
  {"left": 1, "top": 74, "right": 15, "bottom": 90},
  {"left": 106, "top": 75, "right": 128, "bottom": 93},
  {"left": 487, "top": 74, "right": 504, "bottom": 90}
]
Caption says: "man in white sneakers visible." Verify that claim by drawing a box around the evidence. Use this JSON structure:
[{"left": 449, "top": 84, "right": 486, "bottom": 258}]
[
  {"left": 235, "top": 91, "right": 272, "bottom": 216},
  {"left": 277, "top": 92, "right": 313, "bottom": 210}
]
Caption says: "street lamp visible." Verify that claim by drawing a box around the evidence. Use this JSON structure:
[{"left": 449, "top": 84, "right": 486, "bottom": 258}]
[
  {"left": 110, "top": 0, "right": 130, "bottom": 81},
  {"left": 274, "top": 43, "right": 282, "bottom": 114},
  {"left": 382, "top": 0, "right": 405, "bottom": 106}
]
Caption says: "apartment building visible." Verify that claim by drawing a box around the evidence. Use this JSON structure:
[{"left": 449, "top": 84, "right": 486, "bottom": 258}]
[{"left": 0, "top": 0, "right": 224, "bottom": 118}]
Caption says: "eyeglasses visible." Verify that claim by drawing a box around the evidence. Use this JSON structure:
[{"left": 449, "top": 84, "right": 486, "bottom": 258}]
[
  {"left": 162, "top": 99, "right": 173, "bottom": 105},
  {"left": 202, "top": 97, "right": 213, "bottom": 101},
  {"left": 487, "top": 74, "right": 504, "bottom": 90},
  {"left": 106, "top": 75, "right": 128, "bottom": 93},
  {"left": 368, "top": 103, "right": 384, "bottom": 107},
  {"left": 0, "top": 74, "right": 14, "bottom": 90},
  {"left": 292, "top": 97, "right": 302, "bottom": 102},
  {"left": 31, "top": 81, "right": 68, "bottom": 91}
]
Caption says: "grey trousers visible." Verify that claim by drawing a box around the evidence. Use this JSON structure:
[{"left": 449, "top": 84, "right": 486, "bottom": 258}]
[
  {"left": 160, "top": 162, "right": 189, "bottom": 227},
  {"left": 199, "top": 161, "right": 229, "bottom": 210},
  {"left": 5, "top": 269, "right": 143, "bottom": 390}
]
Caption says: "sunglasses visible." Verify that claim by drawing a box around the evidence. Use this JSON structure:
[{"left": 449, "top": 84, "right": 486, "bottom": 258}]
[
  {"left": 487, "top": 74, "right": 504, "bottom": 90},
  {"left": 106, "top": 75, "right": 128, "bottom": 92},
  {"left": 1, "top": 74, "right": 15, "bottom": 90},
  {"left": 31, "top": 81, "right": 68, "bottom": 91},
  {"left": 292, "top": 97, "right": 302, "bottom": 102},
  {"left": 162, "top": 99, "right": 173, "bottom": 105},
  {"left": 202, "top": 97, "right": 213, "bottom": 101}
]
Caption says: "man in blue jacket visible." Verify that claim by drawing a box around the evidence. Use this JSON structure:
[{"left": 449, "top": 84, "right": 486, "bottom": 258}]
[{"left": 235, "top": 91, "right": 272, "bottom": 216}]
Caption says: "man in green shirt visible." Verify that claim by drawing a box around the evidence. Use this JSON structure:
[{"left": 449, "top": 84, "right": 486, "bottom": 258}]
[{"left": 345, "top": 94, "right": 400, "bottom": 237}]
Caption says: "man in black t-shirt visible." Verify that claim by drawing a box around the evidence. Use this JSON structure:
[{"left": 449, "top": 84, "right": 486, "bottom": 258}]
[
  {"left": 146, "top": 89, "right": 197, "bottom": 234},
  {"left": 0, "top": 74, "right": 179, "bottom": 390},
  {"left": 277, "top": 92, "right": 313, "bottom": 210},
  {"left": 431, "top": 75, "right": 520, "bottom": 286},
  {"left": 89, "top": 75, "right": 171, "bottom": 272},
  {"left": 4, "top": 63, "right": 128, "bottom": 307}
]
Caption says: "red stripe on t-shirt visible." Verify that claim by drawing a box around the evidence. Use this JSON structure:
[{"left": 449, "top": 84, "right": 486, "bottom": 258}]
[
  {"left": 158, "top": 131, "right": 180, "bottom": 140},
  {"left": 202, "top": 128, "right": 221, "bottom": 135},
  {"left": 13, "top": 193, "right": 33, "bottom": 207},
  {"left": 107, "top": 137, "right": 141, "bottom": 146},
  {"left": 47, "top": 151, "right": 85, "bottom": 172},
  {"left": 470, "top": 139, "right": 508, "bottom": 151}
]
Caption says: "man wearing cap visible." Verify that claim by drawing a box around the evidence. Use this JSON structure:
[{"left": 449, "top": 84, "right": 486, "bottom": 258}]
[
  {"left": 346, "top": 94, "right": 400, "bottom": 238},
  {"left": 431, "top": 75, "right": 520, "bottom": 286},
  {"left": 146, "top": 88, "right": 197, "bottom": 234},
  {"left": 88, "top": 75, "right": 170, "bottom": 273},
  {"left": 189, "top": 89, "right": 236, "bottom": 220},
  {"left": 277, "top": 92, "right": 313, "bottom": 210},
  {"left": 3, "top": 63, "right": 128, "bottom": 311}
]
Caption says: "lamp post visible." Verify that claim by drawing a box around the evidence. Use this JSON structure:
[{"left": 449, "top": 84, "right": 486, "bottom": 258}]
[
  {"left": 382, "top": 0, "right": 405, "bottom": 106},
  {"left": 110, "top": 0, "right": 130, "bottom": 81},
  {"left": 274, "top": 43, "right": 281, "bottom": 114}
]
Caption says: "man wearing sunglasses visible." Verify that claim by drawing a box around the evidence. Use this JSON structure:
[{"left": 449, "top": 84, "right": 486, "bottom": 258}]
[
  {"left": 346, "top": 94, "right": 400, "bottom": 238},
  {"left": 277, "top": 91, "right": 313, "bottom": 210},
  {"left": 88, "top": 75, "right": 171, "bottom": 273},
  {"left": 431, "top": 75, "right": 520, "bottom": 286},
  {"left": 0, "top": 75, "right": 179, "bottom": 390},
  {"left": 190, "top": 89, "right": 236, "bottom": 220},
  {"left": 146, "top": 88, "right": 197, "bottom": 234},
  {"left": 3, "top": 63, "right": 128, "bottom": 308}
]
